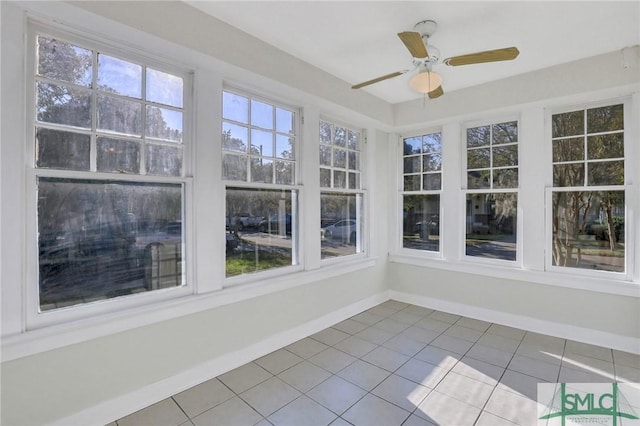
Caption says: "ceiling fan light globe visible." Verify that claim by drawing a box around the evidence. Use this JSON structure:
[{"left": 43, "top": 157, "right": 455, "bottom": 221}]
[{"left": 409, "top": 71, "right": 442, "bottom": 94}]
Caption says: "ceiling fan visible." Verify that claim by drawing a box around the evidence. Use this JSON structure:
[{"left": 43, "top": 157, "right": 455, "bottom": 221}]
[{"left": 351, "top": 20, "right": 520, "bottom": 99}]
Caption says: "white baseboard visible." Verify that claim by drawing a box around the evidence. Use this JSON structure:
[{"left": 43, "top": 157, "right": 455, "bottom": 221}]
[
  {"left": 50, "top": 291, "right": 390, "bottom": 426},
  {"left": 389, "top": 290, "right": 640, "bottom": 355}
]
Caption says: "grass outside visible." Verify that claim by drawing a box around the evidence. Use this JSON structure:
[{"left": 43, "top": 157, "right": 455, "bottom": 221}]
[{"left": 226, "top": 249, "right": 292, "bottom": 277}]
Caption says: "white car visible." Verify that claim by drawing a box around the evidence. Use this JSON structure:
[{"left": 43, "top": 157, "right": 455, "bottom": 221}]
[{"left": 321, "top": 219, "right": 357, "bottom": 244}]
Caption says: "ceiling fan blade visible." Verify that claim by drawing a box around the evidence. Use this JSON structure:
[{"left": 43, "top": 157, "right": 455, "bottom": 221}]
[
  {"left": 443, "top": 47, "right": 519, "bottom": 66},
  {"left": 428, "top": 85, "right": 444, "bottom": 99},
  {"left": 351, "top": 70, "right": 408, "bottom": 89},
  {"left": 397, "top": 31, "right": 428, "bottom": 58}
]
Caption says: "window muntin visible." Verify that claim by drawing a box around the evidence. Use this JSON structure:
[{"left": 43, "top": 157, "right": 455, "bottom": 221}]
[
  {"left": 32, "top": 29, "right": 190, "bottom": 313},
  {"left": 402, "top": 132, "right": 441, "bottom": 252},
  {"left": 35, "top": 35, "right": 185, "bottom": 176},
  {"left": 222, "top": 91, "right": 296, "bottom": 185},
  {"left": 225, "top": 187, "right": 297, "bottom": 277},
  {"left": 464, "top": 121, "right": 518, "bottom": 261},
  {"left": 319, "top": 120, "right": 364, "bottom": 259},
  {"left": 223, "top": 91, "right": 299, "bottom": 277},
  {"left": 550, "top": 103, "right": 625, "bottom": 273}
]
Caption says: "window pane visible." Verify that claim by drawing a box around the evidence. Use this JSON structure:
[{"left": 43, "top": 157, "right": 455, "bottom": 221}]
[
  {"left": 251, "top": 158, "right": 273, "bottom": 183},
  {"left": 348, "top": 152, "right": 359, "bottom": 171},
  {"left": 587, "top": 104, "right": 623, "bottom": 133},
  {"left": 275, "top": 161, "right": 294, "bottom": 185},
  {"left": 422, "top": 153, "right": 441, "bottom": 172},
  {"left": 587, "top": 133, "right": 624, "bottom": 160},
  {"left": 36, "top": 128, "right": 90, "bottom": 170},
  {"left": 276, "top": 108, "right": 294, "bottom": 134},
  {"left": 37, "top": 177, "right": 184, "bottom": 311},
  {"left": 223, "top": 153, "right": 247, "bottom": 181},
  {"left": 552, "top": 190, "right": 624, "bottom": 272},
  {"left": 37, "top": 82, "right": 91, "bottom": 128},
  {"left": 553, "top": 137, "right": 584, "bottom": 162},
  {"left": 403, "top": 194, "right": 439, "bottom": 252},
  {"left": 348, "top": 172, "right": 359, "bottom": 189},
  {"left": 320, "top": 168, "right": 331, "bottom": 187},
  {"left": 97, "top": 95, "right": 142, "bottom": 136},
  {"left": 467, "top": 170, "right": 490, "bottom": 189},
  {"left": 466, "top": 193, "right": 517, "bottom": 261},
  {"left": 423, "top": 173, "right": 442, "bottom": 191},
  {"left": 493, "top": 168, "right": 518, "bottom": 189},
  {"left": 588, "top": 161, "right": 624, "bottom": 186},
  {"left": 146, "top": 68, "right": 183, "bottom": 108},
  {"left": 467, "top": 126, "right": 490, "bottom": 148},
  {"left": 319, "top": 145, "right": 332, "bottom": 166},
  {"left": 97, "top": 137, "right": 140, "bottom": 174},
  {"left": 553, "top": 110, "right": 584, "bottom": 138},
  {"left": 222, "top": 92, "right": 248, "bottom": 123},
  {"left": 251, "top": 100, "right": 273, "bottom": 129},
  {"left": 98, "top": 54, "right": 142, "bottom": 98},
  {"left": 275, "top": 135, "right": 294, "bottom": 159},
  {"left": 226, "top": 187, "right": 296, "bottom": 277},
  {"left": 404, "top": 137, "right": 421, "bottom": 155},
  {"left": 404, "top": 156, "right": 420, "bottom": 174},
  {"left": 146, "top": 106, "right": 182, "bottom": 142},
  {"left": 553, "top": 163, "right": 584, "bottom": 187},
  {"left": 146, "top": 144, "right": 182, "bottom": 176},
  {"left": 467, "top": 148, "right": 490, "bottom": 169},
  {"left": 251, "top": 129, "right": 273, "bottom": 157},
  {"left": 422, "top": 133, "right": 441, "bottom": 153},
  {"left": 348, "top": 130, "right": 360, "bottom": 150},
  {"left": 222, "top": 122, "right": 248, "bottom": 153},
  {"left": 37, "top": 36, "right": 92, "bottom": 87},
  {"left": 492, "top": 121, "right": 518, "bottom": 145},
  {"left": 333, "top": 170, "right": 347, "bottom": 189},
  {"left": 321, "top": 193, "right": 362, "bottom": 259},
  {"left": 320, "top": 122, "right": 332, "bottom": 144},
  {"left": 334, "top": 127, "right": 347, "bottom": 147},
  {"left": 334, "top": 148, "right": 347, "bottom": 168},
  {"left": 492, "top": 145, "right": 518, "bottom": 168},
  {"left": 403, "top": 175, "right": 421, "bottom": 192}
]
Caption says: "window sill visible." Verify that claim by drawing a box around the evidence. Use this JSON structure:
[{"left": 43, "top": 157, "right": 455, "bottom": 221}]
[
  {"left": 388, "top": 253, "right": 640, "bottom": 298},
  {"left": 1, "top": 257, "right": 378, "bottom": 362}
]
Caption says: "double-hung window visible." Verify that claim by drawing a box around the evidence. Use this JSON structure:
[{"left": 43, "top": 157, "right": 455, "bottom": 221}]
[
  {"left": 30, "top": 26, "right": 190, "bottom": 314},
  {"left": 464, "top": 120, "right": 519, "bottom": 261},
  {"left": 401, "top": 131, "right": 442, "bottom": 253},
  {"left": 319, "top": 120, "right": 364, "bottom": 259},
  {"left": 549, "top": 102, "right": 626, "bottom": 274},
  {"left": 222, "top": 89, "right": 299, "bottom": 277}
]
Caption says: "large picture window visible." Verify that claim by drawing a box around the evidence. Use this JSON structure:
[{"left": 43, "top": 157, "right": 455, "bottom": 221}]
[
  {"left": 32, "top": 28, "right": 189, "bottom": 312},
  {"left": 319, "top": 120, "right": 364, "bottom": 259},
  {"left": 223, "top": 90, "right": 299, "bottom": 276},
  {"left": 402, "top": 132, "right": 441, "bottom": 252},
  {"left": 464, "top": 121, "right": 518, "bottom": 261},
  {"left": 550, "top": 103, "right": 625, "bottom": 273}
]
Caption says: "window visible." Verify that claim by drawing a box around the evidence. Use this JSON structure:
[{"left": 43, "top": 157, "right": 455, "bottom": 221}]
[
  {"left": 401, "top": 132, "right": 441, "bottom": 252},
  {"left": 319, "top": 120, "right": 364, "bottom": 259},
  {"left": 32, "top": 29, "right": 188, "bottom": 311},
  {"left": 223, "top": 90, "right": 299, "bottom": 276},
  {"left": 550, "top": 103, "right": 625, "bottom": 273},
  {"left": 464, "top": 121, "right": 518, "bottom": 261}
]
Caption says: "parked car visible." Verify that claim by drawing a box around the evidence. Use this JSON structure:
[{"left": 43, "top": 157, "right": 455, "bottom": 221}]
[
  {"left": 227, "top": 213, "right": 263, "bottom": 230},
  {"left": 321, "top": 219, "right": 357, "bottom": 245},
  {"left": 258, "top": 214, "right": 292, "bottom": 234}
]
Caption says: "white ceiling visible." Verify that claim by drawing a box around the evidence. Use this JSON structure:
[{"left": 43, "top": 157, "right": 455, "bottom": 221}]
[{"left": 187, "top": 1, "right": 640, "bottom": 104}]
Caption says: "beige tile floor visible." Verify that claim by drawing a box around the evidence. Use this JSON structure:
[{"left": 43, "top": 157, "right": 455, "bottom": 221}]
[{"left": 109, "top": 300, "right": 640, "bottom": 426}]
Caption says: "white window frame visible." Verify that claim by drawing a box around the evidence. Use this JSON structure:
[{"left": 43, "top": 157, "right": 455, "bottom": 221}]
[
  {"left": 398, "top": 128, "right": 444, "bottom": 258},
  {"left": 545, "top": 97, "right": 634, "bottom": 280},
  {"left": 24, "top": 21, "right": 195, "bottom": 329},
  {"left": 461, "top": 116, "right": 522, "bottom": 266},
  {"left": 222, "top": 87, "right": 304, "bottom": 285},
  {"left": 319, "top": 117, "right": 367, "bottom": 262}
]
